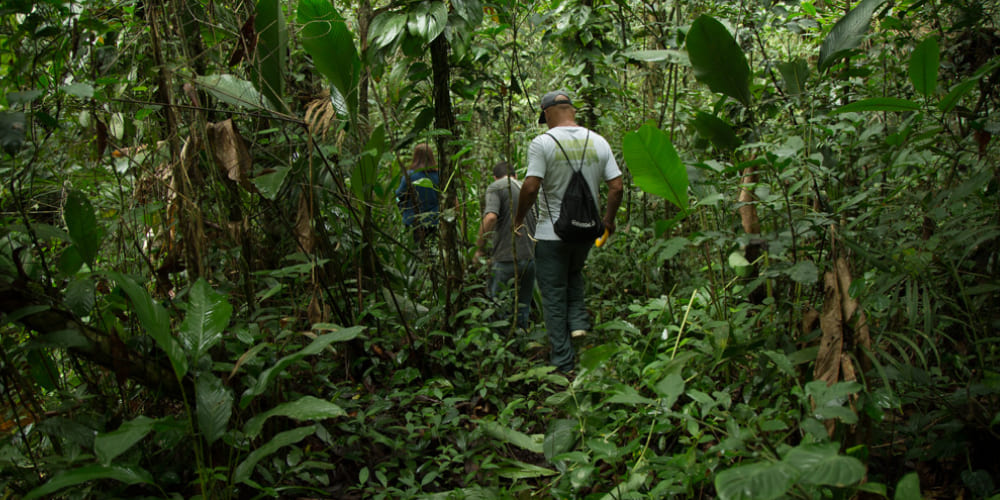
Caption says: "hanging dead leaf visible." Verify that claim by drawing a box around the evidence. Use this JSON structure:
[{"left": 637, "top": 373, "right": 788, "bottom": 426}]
[
  {"left": 814, "top": 269, "right": 843, "bottom": 386},
  {"left": 307, "top": 290, "right": 328, "bottom": 325},
  {"left": 738, "top": 167, "right": 760, "bottom": 234},
  {"left": 801, "top": 306, "right": 820, "bottom": 336},
  {"left": 295, "top": 192, "right": 316, "bottom": 255},
  {"left": 834, "top": 257, "right": 872, "bottom": 363},
  {"left": 304, "top": 91, "right": 337, "bottom": 140},
  {"left": 207, "top": 120, "right": 255, "bottom": 192}
]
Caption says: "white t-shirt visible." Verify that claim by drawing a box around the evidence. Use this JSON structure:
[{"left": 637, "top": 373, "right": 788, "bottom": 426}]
[{"left": 526, "top": 126, "right": 622, "bottom": 241}]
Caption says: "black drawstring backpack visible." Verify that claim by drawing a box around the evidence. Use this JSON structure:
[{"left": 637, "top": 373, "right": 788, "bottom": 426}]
[{"left": 542, "top": 130, "right": 604, "bottom": 243}]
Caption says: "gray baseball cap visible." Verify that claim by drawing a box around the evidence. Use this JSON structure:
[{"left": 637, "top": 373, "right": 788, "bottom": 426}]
[{"left": 538, "top": 90, "right": 574, "bottom": 124}]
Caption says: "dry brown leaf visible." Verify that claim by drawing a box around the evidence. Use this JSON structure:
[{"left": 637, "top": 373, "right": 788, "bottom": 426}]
[
  {"left": 305, "top": 93, "right": 336, "bottom": 140},
  {"left": 307, "top": 290, "right": 328, "bottom": 325},
  {"left": 207, "top": 120, "right": 255, "bottom": 192},
  {"left": 801, "top": 306, "right": 820, "bottom": 336},
  {"left": 295, "top": 192, "right": 316, "bottom": 255},
  {"left": 835, "top": 257, "right": 873, "bottom": 358},
  {"left": 738, "top": 167, "right": 761, "bottom": 234},
  {"left": 814, "top": 269, "right": 843, "bottom": 386}
]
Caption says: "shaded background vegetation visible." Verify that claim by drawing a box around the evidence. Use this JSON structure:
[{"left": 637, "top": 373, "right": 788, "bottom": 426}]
[{"left": 1, "top": 0, "right": 998, "bottom": 498}]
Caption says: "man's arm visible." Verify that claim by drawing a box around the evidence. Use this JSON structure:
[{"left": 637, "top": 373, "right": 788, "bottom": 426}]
[
  {"left": 603, "top": 176, "right": 624, "bottom": 234},
  {"left": 514, "top": 176, "right": 542, "bottom": 229},
  {"left": 475, "top": 212, "right": 498, "bottom": 259}
]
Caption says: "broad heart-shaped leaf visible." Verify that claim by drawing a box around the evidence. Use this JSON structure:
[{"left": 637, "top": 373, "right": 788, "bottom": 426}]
[
  {"left": 478, "top": 420, "right": 544, "bottom": 454},
  {"left": 234, "top": 425, "right": 315, "bottom": 484},
  {"left": 686, "top": 15, "right": 751, "bottom": 107},
  {"left": 23, "top": 464, "right": 154, "bottom": 500},
  {"left": 369, "top": 11, "right": 407, "bottom": 49},
  {"left": 106, "top": 271, "right": 188, "bottom": 379},
  {"left": 623, "top": 122, "right": 690, "bottom": 212},
  {"left": 243, "top": 395, "right": 346, "bottom": 439},
  {"left": 831, "top": 97, "right": 920, "bottom": 114},
  {"left": 715, "top": 461, "right": 797, "bottom": 500},
  {"left": 298, "top": 0, "right": 360, "bottom": 119},
  {"left": 817, "top": 0, "right": 886, "bottom": 72},
  {"left": 909, "top": 37, "right": 939, "bottom": 98},
  {"left": 691, "top": 112, "right": 742, "bottom": 152},
  {"left": 654, "top": 373, "right": 684, "bottom": 408},
  {"left": 252, "top": 166, "right": 291, "bottom": 200},
  {"left": 94, "top": 416, "right": 157, "bottom": 465},
  {"left": 785, "top": 443, "right": 865, "bottom": 486},
  {"left": 64, "top": 190, "right": 102, "bottom": 267},
  {"left": 894, "top": 472, "right": 922, "bottom": 500},
  {"left": 0, "top": 111, "right": 26, "bottom": 153},
  {"left": 543, "top": 418, "right": 577, "bottom": 461},
  {"left": 195, "top": 74, "right": 275, "bottom": 111},
  {"left": 351, "top": 125, "right": 386, "bottom": 200},
  {"left": 622, "top": 49, "right": 690, "bottom": 66},
  {"left": 407, "top": 1, "right": 448, "bottom": 43},
  {"left": 255, "top": 0, "right": 288, "bottom": 113},
  {"left": 179, "top": 278, "right": 232, "bottom": 361},
  {"left": 777, "top": 58, "right": 810, "bottom": 96},
  {"left": 196, "top": 373, "right": 233, "bottom": 444},
  {"left": 240, "top": 327, "right": 363, "bottom": 407},
  {"left": 579, "top": 342, "right": 619, "bottom": 371}
]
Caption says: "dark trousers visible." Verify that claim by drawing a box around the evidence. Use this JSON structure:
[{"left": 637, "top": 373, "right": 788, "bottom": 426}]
[
  {"left": 489, "top": 259, "right": 536, "bottom": 329},
  {"left": 534, "top": 240, "right": 591, "bottom": 372}
]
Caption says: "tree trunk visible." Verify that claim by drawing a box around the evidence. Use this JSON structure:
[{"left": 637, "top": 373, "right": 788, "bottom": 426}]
[{"left": 430, "top": 33, "right": 464, "bottom": 325}]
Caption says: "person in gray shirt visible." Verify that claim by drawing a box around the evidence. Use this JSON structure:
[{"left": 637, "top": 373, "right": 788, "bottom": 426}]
[{"left": 475, "top": 161, "right": 537, "bottom": 329}]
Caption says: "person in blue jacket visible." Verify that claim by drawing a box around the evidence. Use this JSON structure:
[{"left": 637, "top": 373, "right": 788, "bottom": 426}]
[{"left": 396, "top": 142, "right": 440, "bottom": 244}]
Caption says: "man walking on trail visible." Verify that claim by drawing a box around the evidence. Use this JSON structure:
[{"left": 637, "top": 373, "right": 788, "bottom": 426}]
[
  {"left": 513, "top": 90, "right": 624, "bottom": 374},
  {"left": 475, "top": 161, "right": 537, "bottom": 329}
]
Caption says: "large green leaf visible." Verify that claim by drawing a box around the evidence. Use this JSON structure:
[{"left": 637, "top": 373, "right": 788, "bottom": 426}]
[
  {"left": 622, "top": 123, "right": 689, "bottom": 212},
  {"left": 937, "top": 57, "right": 1000, "bottom": 112},
  {"left": 691, "top": 112, "right": 742, "bottom": 152},
  {"left": 0, "top": 111, "right": 26, "bottom": 153},
  {"left": 685, "top": 15, "right": 751, "bottom": 106},
  {"left": 196, "top": 373, "right": 233, "bottom": 444},
  {"left": 543, "top": 418, "right": 577, "bottom": 461},
  {"left": 233, "top": 425, "right": 315, "bottom": 484},
  {"left": 715, "top": 461, "right": 796, "bottom": 500},
  {"left": 64, "top": 190, "right": 102, "bottom": 268},
  {"left": 23, "top": 465, "right": 154, "bottom": 500},
  {"left": 298, "top": 0, "right": 360, "bottom": 118},
  {"left": 479, "top": 420, "right": 544, "bottom": 454},
  {"left": 106, "top": 271, "right": 187, "bottom": 379},
  {"left": 195, "top": 74, "right": 274, "bottom": 111},
  {"left": 817, "top": 0, "right": 886, "bottom": 72},
  {"left": 351, "top": 125, "right": 386, "bottom": 200},
  {"left": 777, "top": 58, "right": 809, "bottom": 96},
  {"left": 622, "top": 49, "right": 689, "bottom": 66},
  {"left": 94, "top": 416, "right": 156, "bottom": 465},
  {"left": 240, "top": 327, "right": 363, "bottom": 407},
  {"left": 407, "top": 1, "right": 448, "bottom": 43},
  {"left": 369, "top": 11, "right": 407, "bottom": 49},
  {"left": 831, "top": 97, "right": 920, "bottom": 114},
  {"left": 654, "top": 373, "right": 684, "bottom": 408},
  {"left": 909, "top": 37, "right": 939, "bottom": 98},
  {"left": 179, "top": 278, "right": 232, "bottom": 362},
  {"left": 579, "top": 343, "right": 619, "bottom": 371},
  {"left": 255, "top": 0, "right": 288, "bottom": 112},
  {"left": 243, "top": 395, "right": 346, "bottom": 439},
  {"left": 895, "top": 472, "right": 921, "bottom": 500},
  {"left": 786, "top": 443, "right": 865, "bottom": 486}
]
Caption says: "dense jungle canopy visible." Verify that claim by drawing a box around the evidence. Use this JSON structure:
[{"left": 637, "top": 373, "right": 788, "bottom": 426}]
[{"left": 1, "top": 0, "right": 999, "bottom": 497}]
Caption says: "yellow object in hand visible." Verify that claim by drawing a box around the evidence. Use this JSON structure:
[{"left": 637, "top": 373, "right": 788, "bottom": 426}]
[{"left": 594, "top": 228, "right": 609, "bottom": 247}]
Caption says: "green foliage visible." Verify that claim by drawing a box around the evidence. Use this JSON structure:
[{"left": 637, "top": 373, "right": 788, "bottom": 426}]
[
  {"left": 623, "top": 122, "right": 690, "bottom": 212},
  {"left": 297, "top": 0, "right": 360, "bottom": 118},
  {"left": 817, "top": 0, "right": 886, "bottom": 71},
  {"left": 2, "top": 0, "right": 998, "bottom": 498},
  {"left": 685, "top": 15, "right": 752, "bottom": 107}
]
